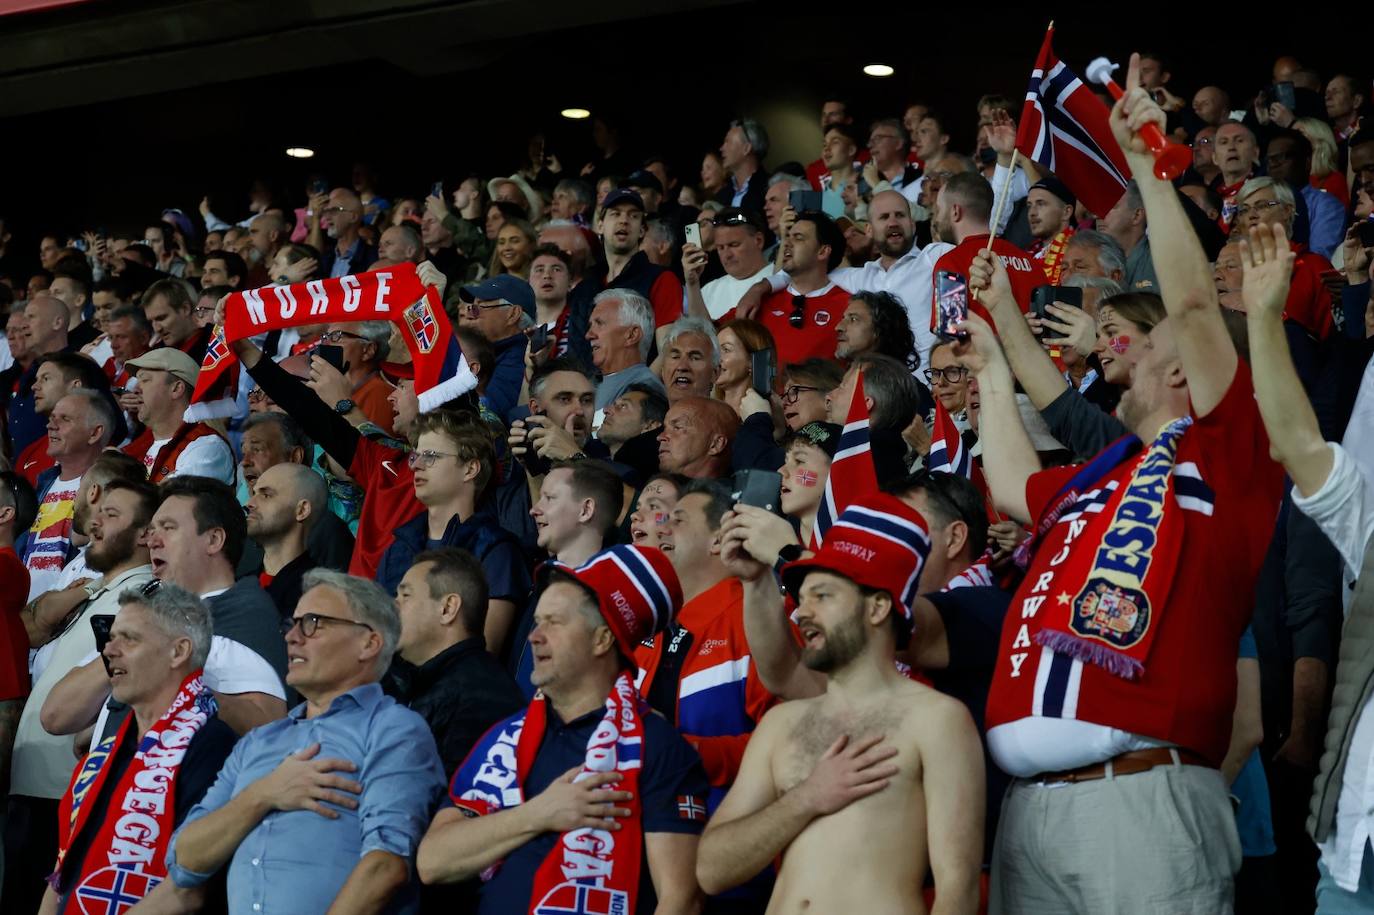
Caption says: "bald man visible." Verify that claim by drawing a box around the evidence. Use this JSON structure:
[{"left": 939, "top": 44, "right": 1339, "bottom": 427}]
[
  {"left": 376, "top": 224, "right": 423, "bottom": 267},
  {"left": 309, "top": 186, "right": 378, "bottom": 278},
  {"left": 1192, "top": 86, "right": 1231, "bottom": 127},
  {"left": 8, "top": 295, "right": 72, "bottom": 458},
  {"left": 245, "top": 461, "right": 328, "bottom": 618},
  {"left": 657, "top": 395, "right": 740, "bottom": 479},
  {"left": 247, "top": 211, "right": 288, "bottom": 272}
]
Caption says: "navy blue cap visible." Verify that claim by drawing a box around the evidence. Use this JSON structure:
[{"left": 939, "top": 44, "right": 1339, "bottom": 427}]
[
  {"left": 601, "top": 188, "right": 645, "bottom": 213},
  {"left": 459, "top": 274, "right": 535, "bottom": 319},
  {"left": 1029, "top": 176, "right": 1076, "bottom": 208},
  {"left": 625, "top": 170, "right": 664, "bottom": 194}
]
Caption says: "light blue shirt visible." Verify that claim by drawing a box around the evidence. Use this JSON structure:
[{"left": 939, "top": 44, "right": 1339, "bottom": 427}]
[
  {"left": 167, "top": 683, "right": 444, "bottom": 915},
  {"left": 1302, "top": 184, "right": 1347, "bottom": 261}
]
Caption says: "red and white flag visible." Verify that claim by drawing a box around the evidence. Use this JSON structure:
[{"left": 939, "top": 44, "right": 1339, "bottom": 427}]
[{"left": 812, "top": 370, "right": 879, "bottom": 550}]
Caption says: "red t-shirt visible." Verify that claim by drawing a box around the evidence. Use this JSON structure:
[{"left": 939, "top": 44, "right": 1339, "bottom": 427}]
[
  {"left": 14, "top": 437, "right": 55, "bottom": 488},
  {"left": 1285, "top": 243, "right": 1336, "bottom": 341},
  {"left": 649, "top": 272, "right": 685, "bottom": 329},
  {"left": 742, "top": 283, "right": 851, "bottom": 368},
  {"left": 0, "top": 547, "right": 31, "bottom": 701},
  {"left": 347, "top": 436, "right": 423, "bottom": 579},
  {"left": 984, "top": 363, "right": 1284, "bottom": 767},
  {"left": 931, "top": 234, "right": 1039, "bottom": 334}
]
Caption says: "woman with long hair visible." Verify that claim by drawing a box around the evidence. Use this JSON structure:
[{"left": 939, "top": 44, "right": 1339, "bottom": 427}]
[
  {"left": 713, "top": 318, "right": 777, "bottom": 416},
  {"left": 487, "top": 218, "right": 538, "bottom": 280},
  {"left": 1294, "top": 117, "right": 1349, "bottom": 208},
  {"left": 700, "top": 150, "right": 726, "bottom": 199}
]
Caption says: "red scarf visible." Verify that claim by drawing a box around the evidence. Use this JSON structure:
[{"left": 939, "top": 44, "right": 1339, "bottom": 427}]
[
  {"left": 190, "top": 263, "right": 476, "bottom": 416},
  {"left": 54, "top": 671, "right": 214, "bottom": 908},
  {"left": 1038, "top": 226, "right": 1075, "bottom": 284},
  {"left": 449, "top": 672, "right": 646, "bottom": 915},
  {"left": 1031, "top": 417, "right": 1193, "bottom": 680}
]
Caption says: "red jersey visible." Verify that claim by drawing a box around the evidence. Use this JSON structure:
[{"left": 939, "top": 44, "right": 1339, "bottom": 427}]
[
  {"left": 649, "top": 272, "right": 685, "bottom": 329},
  {"left": 14, "top": 436, "right": 55, "bottom": 488},
  {"left": 985, "top": 364, "right": 1283, "bottom": 768},
  {"left": 932, "top": 234, "right": 1039, "bottom": 334},
  {"left": 745, "top": 282, "right": 851, "bottom": 367},
  {"left": 635, "top": 577, "right": 775, "bottom": 797},
  {"left": 347, "top": 436, "right": 423, "bottom": 578},
  {"left": 1285, "top": 243, "right": 1336, "bottom": 341},
  {"left": 0, "top": 547, "right": 30, "bottom": 701}
]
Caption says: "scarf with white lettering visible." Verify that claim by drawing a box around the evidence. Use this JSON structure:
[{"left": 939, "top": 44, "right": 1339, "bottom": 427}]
[
  {"left": 187, "top": 263, "right": 476, "bottom": 419},
  {"left": 1022, "top": 417, "right": 1192, "bottom": 680},
  {"left": 53, "top": 671, "right": 214, "bottom": 907},
  {"left": 448, "top": 672, "right": 645, "bottom": 915}
]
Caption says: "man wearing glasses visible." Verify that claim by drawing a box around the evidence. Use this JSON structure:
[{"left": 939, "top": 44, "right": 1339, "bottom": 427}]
[
  {"left": 454, "top": 274, "right": 535, "bottom": 424},
  {"left": 863, "top": 118, "right": 922, "bottom": 202},
  {"left": 167, "top": 570, "right": 445, "bottom": 915},
  {"left": 308, "top": 188, "right": 378, "bottom": 279},
  {"left": 308, "top": 321, "right": 397, "bottom": 435}
]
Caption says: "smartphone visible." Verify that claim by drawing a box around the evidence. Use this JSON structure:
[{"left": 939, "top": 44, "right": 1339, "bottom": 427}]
[
  {"left": 1355, "top": 220, "right": 1374, "bottom": 248},
  {"left": 528, "top": 324, "right": 550, "bottom": 355},
  {"left": 91, "top": 614, "right": 116, "bottom": 674},
  {"left": 684, "top": 222, "right": 702, "bottom": 249},
  {"left": 315, "top": 344, "right": 349, "bottom": 374},
  {"left": 935, "top": 270, "right": 970, "bottom": 339},
  {"left": 309, "top": 177, "right": 329, "bottom": 196},
  {"left": 789, "top": 190, "right": 823, "bottom": 213},
  {"left": 732, "top": 469, "right": 783, "bottom": 515},
  {"left": 431, "top": 180, "right": 444, "bottom": 200},
  {"left": 750, "top": 348, "right": 775, "bottom": 399},
  {"left": 1273, "top": 82, "right": 1297, "bottom": 111},
  {"left": 1029, "top": 285, "right": 1084, "bottom": 341}
]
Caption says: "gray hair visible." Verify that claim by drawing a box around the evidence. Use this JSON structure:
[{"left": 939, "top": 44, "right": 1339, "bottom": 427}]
[
  {"left": 356, "top": 320, "right": 392, "bottom": 362},
  {"left": 241, "top": 411, "right": 313, "bottom": 456},
  {"left": 731, "top": 118, "right": 771, "bottom": 162},
  {"left": 118, "top": 582, "right": 213, "bottom": 670},
  {"left": 108, "top": 305, "right": 152, "bottom": 335},
  {"left": 301, "top": 569, "right": 400, "bottom": 674},
  {"left": 1067, "top": 229, "right": 1126, "bottom": 278},
  {"left": 1062, "top": 274, "right": 1124, "bottom": 297},
  {"left": 554, "top": 179, "right": 593, "bottom": 207},
  {"left": 699, "top": 201, "right": 725, "bottom": 216},
  {"left": 64, "top": 388, "right": 116, "bottom": 447},
  {"left": 1121, "top": 179, "right": 1144, "bottom": 212},
  {"left": 662, "top": 316, "right": 721, "bottom": 370},
  {"left": 767, "top": 173, "right": 811, "bottom": 194},
  {"left": 1238, "top": 177, "right": 1296, "bottom": 231},
  {"left": 593, "top": 288, "right": 655, "bottom": 360},
  {"left": 645, "top": 217, "right": 676, "bottom": 248}
]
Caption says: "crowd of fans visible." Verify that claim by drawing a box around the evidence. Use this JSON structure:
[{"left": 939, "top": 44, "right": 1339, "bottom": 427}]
[{"left": 0, "top": 47, "right": 1371, "bottom": 915}]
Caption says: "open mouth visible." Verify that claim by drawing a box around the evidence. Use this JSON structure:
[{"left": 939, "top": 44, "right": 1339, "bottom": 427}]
[{"left": 671, "top": 372, "right": 694, "bottom": 388}]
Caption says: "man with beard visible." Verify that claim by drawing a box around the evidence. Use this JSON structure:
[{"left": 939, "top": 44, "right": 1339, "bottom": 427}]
[
  {"left": 246, "top": 462, "right": 328, "bottom": 619},
  {"left": 749, "top": 211, "right": 851, "bottom": 366},
  {"left": 506, "top": 358, "right": 602, "bottom": 489},
  {"left": 309, "top": 187, "right": 378, "bottom": 278},
  {"left": 595, "top": 383, "right": 668, "bottom": 484},
  {"left": 1024, "top": 177, "right": 1077, "bottom": 283},
  {"left": 6, "top": 478, "right": 157, "bottom": 911},
  {"left": 700, "top": 493, "right": 984, "bottom": 912},
  {"left": 742, "top": 190, "right": 952, "bottom": 371},
  {"left": 930, "top": 173, "right": 1039, "bottom": 332}
]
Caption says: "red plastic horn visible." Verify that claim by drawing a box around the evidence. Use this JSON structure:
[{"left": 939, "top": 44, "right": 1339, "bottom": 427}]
[{"left": 1086, "top": 57, "right": 1193, "bottom": 181}]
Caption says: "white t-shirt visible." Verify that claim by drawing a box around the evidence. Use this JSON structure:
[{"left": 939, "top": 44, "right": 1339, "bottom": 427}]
[
  {"left": 144, "top": 433, "right": 237, "bottom": 486},
  {"left": 29, "top": 547, "right": 92, "bottom": 683},
  {"left": 23, "top": 474, "right": 82, "bottom": 603},
  {"left": 701, "top": 263, "right": 776, "bottom": 320}
]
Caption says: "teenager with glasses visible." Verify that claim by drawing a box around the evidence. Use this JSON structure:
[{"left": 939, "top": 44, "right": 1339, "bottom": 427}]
[{"left": 732, "top": 356, "right": 844, "bottom": 474}]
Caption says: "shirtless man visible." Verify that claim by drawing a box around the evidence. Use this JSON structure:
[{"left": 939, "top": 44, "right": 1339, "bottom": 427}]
[{"left": 698, "top": 493, "right": 984, "bottom": 914}]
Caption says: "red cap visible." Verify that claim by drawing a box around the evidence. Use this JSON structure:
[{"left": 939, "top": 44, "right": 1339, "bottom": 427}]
[
  {"left": 538, "top": 545, "right": 682, "bottom": 658},
  {"left": 781, "top": 493, "right": 932, "bottom": 635}
]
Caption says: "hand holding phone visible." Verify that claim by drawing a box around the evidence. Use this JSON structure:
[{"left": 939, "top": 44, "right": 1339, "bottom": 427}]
[
  {"left": 732, "top": 469, "right": 783, "bottom": 515},
  {"left": 750, "top": 348, "right": 775, "bottom": 399},
  {"left": 684, "top": 222, "right": 702, "bottom": 249},
  {"left": 1029, "top": 285, "right": 1083, "bottom": 341},
  {"left": 315, "top": 344, "right": 349, "bottom": 375},
  {"left": 935, "top": 270, "right": 970, "bottom": 340}
]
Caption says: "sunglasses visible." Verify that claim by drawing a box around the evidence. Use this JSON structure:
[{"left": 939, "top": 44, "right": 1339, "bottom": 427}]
[{"left": 789, "top": 295, "right": 806, "bottom": 329}]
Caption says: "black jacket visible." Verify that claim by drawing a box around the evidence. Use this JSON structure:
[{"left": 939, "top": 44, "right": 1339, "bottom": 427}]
[{"left": 388, "top": 638, "right": 525, "bottom": 778}]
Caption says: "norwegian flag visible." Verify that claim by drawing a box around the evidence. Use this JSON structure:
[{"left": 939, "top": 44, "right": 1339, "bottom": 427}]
[
  {"left": 677, "top": 794, "right": 707, "bottom": 821},
  {"left": 407, "top": 301, "right": 438, "bottom": 353},
  {"left": 812, "top": 370, "right": 878, "bottom": 550},
  {"left": 182, "top": 327, "right": 240, "bottom": 422},
  {"left": 75, "top": 865, "right": 160, "bottom": 914},
  {"left": 1015, "top": 26, "right": 1131, "bottom": 216},
  {"left": 928, "top": 400, "right": 1003, "bottom": 525},
  {"left": 534, "top": 882, "right": 629, "bottom": 915}
]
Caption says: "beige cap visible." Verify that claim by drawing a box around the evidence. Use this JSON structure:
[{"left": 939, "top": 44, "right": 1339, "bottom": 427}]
[{"left": 125, "top": 346, "right": 200, "bottom": 388}]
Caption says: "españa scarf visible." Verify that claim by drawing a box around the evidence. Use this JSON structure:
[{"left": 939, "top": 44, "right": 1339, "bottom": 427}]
[
  {"left": 187, "top": 263, "right": 476, "bottom": 419},
  {"left": 1036, "top": 226, "right": 1076, "bottom": 284},
  {"left": 1017, "top": 417, "right": 1193, "bottom": 680},
  {"left": 53, "top": 671, "right": 214, "bottom": 907},
  {"left": 449, "top": 672, "right": 646, "bottom": 914}
]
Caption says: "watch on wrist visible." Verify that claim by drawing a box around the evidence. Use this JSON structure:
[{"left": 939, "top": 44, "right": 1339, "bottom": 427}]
[
  {"left": 334, "top": 399, "right": 356, "bottom": 415},
  {"left": 773, "top": 542, "right": 804, "bottom": 576}
]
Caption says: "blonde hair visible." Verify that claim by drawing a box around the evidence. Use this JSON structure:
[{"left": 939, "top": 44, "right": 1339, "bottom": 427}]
[{"left": 1294, "top": 117, "right": 1339, "bottom": 179}]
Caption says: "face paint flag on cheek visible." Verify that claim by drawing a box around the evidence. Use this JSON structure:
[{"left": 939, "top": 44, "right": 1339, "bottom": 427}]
[
  {"left": 1108, "top": 335, "right": 1131, "bottom": 355},
  {"left": 795, "top": 469, "right": 819, "bottom": 488}
]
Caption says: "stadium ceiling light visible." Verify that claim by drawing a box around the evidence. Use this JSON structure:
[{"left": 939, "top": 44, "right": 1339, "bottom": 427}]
[
  {"left": 285, "top": 147, "right": 316, "bottom": 158},
  {"left": 863, "top": 63, "right": 894, "bottom": 78},
  {"left": 560, "top": 108, "right": 591, "bottom": 120}
]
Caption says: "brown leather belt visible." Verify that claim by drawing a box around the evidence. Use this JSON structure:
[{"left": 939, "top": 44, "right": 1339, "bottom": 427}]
[{"left": 1031, "top": 747, "right": 1212, "bottom": 785}]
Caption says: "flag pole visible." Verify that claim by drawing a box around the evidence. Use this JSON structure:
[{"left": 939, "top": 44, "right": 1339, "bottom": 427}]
[{"left": 987, "top": 148, "right": 1019, "bottom": 245}]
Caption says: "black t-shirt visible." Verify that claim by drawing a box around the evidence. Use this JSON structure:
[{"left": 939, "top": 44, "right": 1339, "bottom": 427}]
[
  {"left": 56, "top": 712, "right": 237, "bottom": 914},
  {"left": 925, "top": 585, "right": 1012, "bottom": 868}
]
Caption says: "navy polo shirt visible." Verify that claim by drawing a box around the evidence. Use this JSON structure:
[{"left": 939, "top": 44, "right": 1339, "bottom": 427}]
[{"left": 461, "top": 704, "right": 709, "bottom": 915}]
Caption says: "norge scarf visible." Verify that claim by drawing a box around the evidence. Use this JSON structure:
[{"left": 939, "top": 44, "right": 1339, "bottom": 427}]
[
  {"left": 449, "top": 671, "right": 646, "bottom": 914},
  {"left": 54, "top": 671, "right": 215, "bottom": 910},
  {"left": 187, "top": 262, "right": 476, "bottom": 419},
  {"left": 1020, "top": 417, "right": 1194, "bottom": 680}
]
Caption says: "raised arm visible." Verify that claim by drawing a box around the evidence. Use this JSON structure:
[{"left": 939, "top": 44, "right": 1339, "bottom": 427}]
[
  {"left": 953, "top": 313, "right": 1039, "bottom": 523},
  {"left": 1110, "top": 54, "right": 1236, "bottom": 416},
  {"left": 968, "top": 249, "right": 1068, "bottom": 409},
  {"left": 1239, "top": 222, "right": 1334, "bottom": 497}
]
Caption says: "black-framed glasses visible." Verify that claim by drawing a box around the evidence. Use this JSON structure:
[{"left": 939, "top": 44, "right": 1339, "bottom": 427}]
[
  {"left": 788, "top": 295, "right": 806, "bottom": 329},
  {"left": 781, "top": 384, "right": 819, "bottom": 404},
  {"left": 247, "top": 387, "right": 268, "bottom": 404},
  {"left": 320, "top": 329, "right": 366, "bottom": 344},
  {"left": 459, "top": 300, "right": 511, "bottom": 317},
  {"left": 281, "top": 612, "right": 375, "bottom": 639},
  {"left": 407, "top": 449, "right": 461, "bottom": 470},
  {"left": 924, "top": 366, "right": 969, "bottom": 385}
]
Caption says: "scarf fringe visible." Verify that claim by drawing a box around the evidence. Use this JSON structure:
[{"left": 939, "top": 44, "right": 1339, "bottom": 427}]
[
  {"left": 1035, "top": 628, "right": 1145, "bottom": 680},
  {"left": 182, "top": 397, "right": 237, "bottom": 422},
  {"left": 417, "top": 370, "right": 476, "bottom": 413}
]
